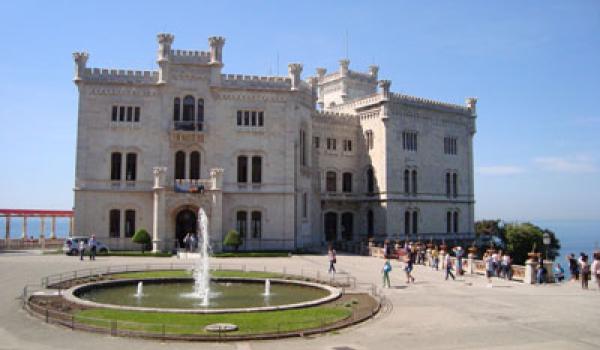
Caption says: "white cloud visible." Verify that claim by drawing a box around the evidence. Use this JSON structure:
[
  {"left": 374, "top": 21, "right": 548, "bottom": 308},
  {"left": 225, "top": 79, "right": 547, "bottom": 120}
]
[
  {"left": 533, "top": 155, "right": 598, "bottom": 173},
  {"left": 476, "top": 165, "right": 525, "bottom": 176}
]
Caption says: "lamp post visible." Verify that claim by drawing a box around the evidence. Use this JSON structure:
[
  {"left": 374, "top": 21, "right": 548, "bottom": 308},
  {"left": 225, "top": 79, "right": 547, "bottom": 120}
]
[{"left": 543, "top": 232, "right": 551, "bottom": 260}]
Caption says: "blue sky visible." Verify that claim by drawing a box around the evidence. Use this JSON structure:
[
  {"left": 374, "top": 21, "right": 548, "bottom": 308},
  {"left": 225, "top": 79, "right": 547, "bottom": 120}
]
[{"left": 0, "top": 1, "right": 598, "bottom": 221}]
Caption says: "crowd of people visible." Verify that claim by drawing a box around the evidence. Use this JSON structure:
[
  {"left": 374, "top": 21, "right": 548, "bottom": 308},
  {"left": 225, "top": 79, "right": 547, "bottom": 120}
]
[{"left": 567, "top": 252, "right": 600, "bottom": 290}]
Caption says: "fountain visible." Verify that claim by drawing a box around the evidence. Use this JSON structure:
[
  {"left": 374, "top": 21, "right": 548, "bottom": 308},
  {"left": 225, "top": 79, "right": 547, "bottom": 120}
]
[
  {"left": 135, "top": 281, "right": 143, "bottom": 298},
  {"left": 193, "top": 208, "right": 211, "bottom": 306},
  {"left": 264, "top": 279, "right": 271, "bottom": 296}
]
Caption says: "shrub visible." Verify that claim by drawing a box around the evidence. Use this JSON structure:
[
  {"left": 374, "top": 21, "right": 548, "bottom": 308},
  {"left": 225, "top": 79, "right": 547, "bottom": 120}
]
[
  {"left": 223, "top": 230, "right": 242, "bottom": 251},
  {"left": 132, "top": 229, "right": 151, "bottom": 253}
]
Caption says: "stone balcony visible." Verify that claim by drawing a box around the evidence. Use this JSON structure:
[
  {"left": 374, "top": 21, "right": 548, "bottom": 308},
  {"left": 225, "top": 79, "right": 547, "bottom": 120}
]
[{"left": 170, "top": 121, "right": 204, "bottom": 145}]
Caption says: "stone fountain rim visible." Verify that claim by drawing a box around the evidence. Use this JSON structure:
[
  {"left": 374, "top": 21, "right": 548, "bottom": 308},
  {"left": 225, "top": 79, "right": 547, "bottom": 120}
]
[{"left": 63, "top": 277, "right": 342, "bottom": 314}]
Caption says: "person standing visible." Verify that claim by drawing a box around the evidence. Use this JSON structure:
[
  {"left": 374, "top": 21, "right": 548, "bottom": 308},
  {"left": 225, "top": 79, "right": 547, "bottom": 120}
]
[
  {"left": 453, "top": 246, "right": 464, "bottom": 276},
  {"left": 432, "top": 246, "right": 439, "bottom": 270},
  {"left": 580, "top": 254, "right": 590, "bottom": 290},
  {"left": 484, "top": 253, "right": 494, "bottom": 286},
  {"left": 88, "top": 234, "right": 97, "bottom": 261},
  {"left": 382, "top": 259, "right": 392, "bottom": 288},
  {"left": 591, "top": 254, "right": 600, "bottom": 290},
  {"left": 404, "top": 246, "right": 415, "bottom": 284},
  {"left": 328, "top": 246, "right": 337, "bottom": 277},
  {"left": 445, "top": 253, "right": 455, "bottom": 281},
  {"left": 78, "top": 239, "right": 85, "bottom": 261},
  {"left": 568, "top": 254, "right": 579, "bottom": 281}
]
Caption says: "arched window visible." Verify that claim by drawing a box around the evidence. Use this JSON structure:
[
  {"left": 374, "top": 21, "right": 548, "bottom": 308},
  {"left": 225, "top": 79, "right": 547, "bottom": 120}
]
[
  {"left": 446, "top": 172, "right": 451, "bottom": 197},
  {"left": 251, "top": 211, "right": 262, "bottom": 238},
  {"left": 326, "top": 171, "right": 337, "bottom": 192},
  {"left": 190, "top": 151, "right": 200, "bottom": 180},
  {"left": 111, "top": 152, "right": 122, "bottom": 180},
  {"left": 452, "top": 173, "right": 458, "bottom": 198},
  {"left": 197, "top": 99, "right": 204, "bottom": 131},
  {"left": 404, "top": 210, "right": 411, "bottom": 235},
  {"left": 109, "top": 209, "right": 120, "bottom": 238},
  {"left": 412, "top": 211, "right": 418, "bottom": 234},
  {"left": 125, "top": 153, "right": 137, "bottom": 181},
  {"left": 125, "top": 209, "right": 135, "bottom": 238},
  {"left": 404, "top": 169, "right": 410, "bottom": 194},
  {"left": 453, "top": 211, "right": 459, "bottom": 233},
  {"left": 447, "top": 211, "right": 452, "bottom": 233},
  {"left": 411, "top": 170, "right": 418, "bottom": 195},
  {"left": 367, "top": 210, "right": 374, "bottom": 238},
  {"left": 342, "top": 172, "right": 352, "bottom": 193},
  {"left": 237, "top": 156, "right": 248, "bottom": 183},
  {"left": 182, "top": 95, "right": 195, "bottom": 122},
  {"left": 173, "top": 98, "right": 180, "bottom": 121},
  {"left": 324, "top": 212, "right": 338, "bottom": 241},
  {"left": 367, "top": 168, "right": 374, "bottom": 193},
  {"left": 175, "top": 151, "right": 185, "bottom": 180},
  {"left": 341, "top": 212, "right": 353, "bottom": 241},
  {"left": 236, "top": 211, "right": 247, "bottom": 238}
]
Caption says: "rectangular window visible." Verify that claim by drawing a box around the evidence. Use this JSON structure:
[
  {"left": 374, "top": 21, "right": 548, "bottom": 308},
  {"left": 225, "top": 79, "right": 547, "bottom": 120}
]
[
  {"left": 134, "top": 107, "right": 140, "bottom": 122},
  {"left": 125, "top": 153, "right": 137, "bottom": 181},
  {"left": 251, "top": 111, "right": 257, "bottom": 126},
  {"left": 111, "top": 106, "right": 118, "bottom": 122},
  {"left": 452, "top": 173, "right": 458, "bottom": 198},
  {"left": 109, "top": 209, "right": 120, "bottom": 238},
  {"left": 453, "top": 211, "right": 459, "bottom": 233},
  {"left": 300, "top": 130, "right": 306, "bottom": 166},
  {"left": 126, "top": 106, "right": 133, "bottom": 122},
  {"left": 237, "top": 111, "right": 242, "bottom": 126},
  {"left": 252, "top": 156, "right": 262, "bottom": 183},
  {"left": 343, "top": 139, "right": 352, "bottom": 152},
  {"left": 447, "top": 211, "right": 452, "bottom": 233},
  {"left": 111, "top": 152, "right": 122, "bottom": 181},
  {"left": 119, "top": 106, "right": 125, "bottom": 122},
  {"left": 327, "top": 138, "right": 337, "bottom": 150},
  {"left": 446, "top": 173, "right": 451, "bottom": 197},
  {"left": 125, "top": 210, "right": 135, "bottom": 238},
  {"left": 342, "top": 173, "right": 352, "bottom": 193},
  {"left": 412, "top": 211, "right": 418, "bottom": 234},
  {"left": 236, "top": 211, "right": 247, "bottom": 238},
  {"left": 326, "top": 171, "right": 337, "bottom": 192},
  {"left": 404, "top": 211, "right": 410, "bottom": 235},
  {"left": 314, "top": 136, "right": 320, "bottom": 149},
  {"left": 444, "top": 137, "right": 457, "bottom": 155},
  {"left": 244, "top": 111, "right": 250, "bottom": 126},
  {"left": 251, "top": 211, "right": 262, "bottom": 238},
  {"left": 258, "top": 111, "right": 264, "bottom": 126},
  {"left": 302, "top": 193, "right": 307, "bottom": 218},
  {"left": 237, "top": 156, "right": 248, "bottom": 183},
  {"left": 403, "top": 131, "right": 418, "bottom": 151}
]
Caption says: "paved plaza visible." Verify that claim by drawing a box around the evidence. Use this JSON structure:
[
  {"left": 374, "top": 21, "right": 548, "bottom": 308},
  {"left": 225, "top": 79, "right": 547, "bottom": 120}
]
[{"left": 1, "top": 251, "right": 599, "bottom": 350}]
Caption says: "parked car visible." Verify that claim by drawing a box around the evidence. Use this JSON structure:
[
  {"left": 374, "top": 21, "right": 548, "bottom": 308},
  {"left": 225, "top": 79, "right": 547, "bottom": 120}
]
[{"left": 63, "top": 236, "right": 110, "bottom": 255}]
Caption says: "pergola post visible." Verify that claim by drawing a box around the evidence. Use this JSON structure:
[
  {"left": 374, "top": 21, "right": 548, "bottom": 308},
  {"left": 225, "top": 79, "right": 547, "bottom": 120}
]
[
  {"left": 22, "top": 216, "right": 27, "bottom": 239},
  {"left": 69, "top": 216, "right": 73, "bottom": 237},
  {"left": 40, "top": 217, "right": 45, "bottom": 239},
  {"left": 50, "top": 217, "right": 56, "bottom": 239},
  {"left": 4, "top": 216, "right": 9, "bottom": 241}
]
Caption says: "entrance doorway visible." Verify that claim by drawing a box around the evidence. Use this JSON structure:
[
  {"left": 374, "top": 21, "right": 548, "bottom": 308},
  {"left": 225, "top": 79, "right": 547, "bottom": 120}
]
[
  {"left": 175, "top": 209, "right": 197, "bottom": 248},
  {"left": 324, "top": 212, "right": 338, "bottom": 242}
]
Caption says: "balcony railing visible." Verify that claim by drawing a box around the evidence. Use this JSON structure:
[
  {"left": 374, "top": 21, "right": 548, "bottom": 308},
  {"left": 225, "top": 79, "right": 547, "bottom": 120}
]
[
  {"left": 173, "top": 121, "right": 204, "bottom": 132},
  {"left": 174, "top": 179, "right": 213, "bottom": 193}
]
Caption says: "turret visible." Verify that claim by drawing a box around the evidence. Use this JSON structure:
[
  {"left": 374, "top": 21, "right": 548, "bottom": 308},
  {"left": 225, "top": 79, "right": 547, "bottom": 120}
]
[
  {"left": 369, "top": 65, "right": 379, "bottom": 80},
  {"left": 378, "top": 80, "right": 391, "bottom": 98},
  {"left": 466, "top": 97, "right": 477, "bottom": 116},
  {"left": 156, "top": 33, "right": 174, "bottom": 84},
  {"left": 288, "top": 63, "right": 303, "bottom": 91},
  {"left": 208, "top": 36, "right": 225, "bottom": 65},
  {"left": 339, "top": 59, "right": 350, "bottom": 77},
  {"left": 316, "top": 67, "right": 327, "bottom": 81},
  {"left": 72, "top": 52, "right": 89, "bottom": 81}
]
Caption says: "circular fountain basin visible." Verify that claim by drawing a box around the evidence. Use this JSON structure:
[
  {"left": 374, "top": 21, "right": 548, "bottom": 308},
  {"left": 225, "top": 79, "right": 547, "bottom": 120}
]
[{"left": 65, "top": 278, "right": 341, "bottom": 314}]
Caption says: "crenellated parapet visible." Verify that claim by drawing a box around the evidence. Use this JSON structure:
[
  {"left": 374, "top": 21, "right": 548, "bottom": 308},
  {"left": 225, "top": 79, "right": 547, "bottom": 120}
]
[
  {"left": 390, "top": 92, "right": 472, "bottom": 115},
  {"left": 220, "top": 74, "right": 312, "bottom": 94},
  {"left": 73, "top": 52, "right": 89, "bottom": 81},
  {"left": 82, "top": 68, "right": 159, "bottom": 84},
  {"left": 312, "top": 110, "right": 359, "bottom": 125},
  {"left": 169, "top": 49, "right": 212, "bottom": 65}
]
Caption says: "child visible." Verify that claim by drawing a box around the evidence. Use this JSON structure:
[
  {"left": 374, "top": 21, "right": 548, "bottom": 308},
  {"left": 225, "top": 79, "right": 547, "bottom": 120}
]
[{"left": 382, "top": 259, "right": 392, "bottom": 288}]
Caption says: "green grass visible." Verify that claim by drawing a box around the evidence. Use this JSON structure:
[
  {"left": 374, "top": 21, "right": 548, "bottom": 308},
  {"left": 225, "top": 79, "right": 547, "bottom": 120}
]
[
  {"left": 109, "top": 270, "right": 284, "bottom": 280},
  {"left": 75, "top": 306, "right": 351, "bottom": 335}
]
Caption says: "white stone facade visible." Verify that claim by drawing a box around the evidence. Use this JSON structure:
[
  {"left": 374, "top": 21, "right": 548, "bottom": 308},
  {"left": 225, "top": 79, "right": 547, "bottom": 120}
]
[{"left": 72, "top": 34, "right": 476, "bottom": 252}]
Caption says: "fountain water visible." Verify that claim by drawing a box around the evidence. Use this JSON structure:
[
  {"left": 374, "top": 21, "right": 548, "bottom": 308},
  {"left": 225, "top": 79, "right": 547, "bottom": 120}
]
[
  {"left": 135, "top": 281, "right": 143, "bottom": 298},
  {"left": 264, "top": 279, "right": 271, "bottom": 296},
  {"left": 193, "top": 208, "right": 211, "bottom": 306}
]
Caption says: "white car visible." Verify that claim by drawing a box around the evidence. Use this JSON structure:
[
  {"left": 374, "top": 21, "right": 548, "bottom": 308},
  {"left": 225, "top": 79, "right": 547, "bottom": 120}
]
[{"left": 63, "top": 236, "right": 109, "bottom": 255}]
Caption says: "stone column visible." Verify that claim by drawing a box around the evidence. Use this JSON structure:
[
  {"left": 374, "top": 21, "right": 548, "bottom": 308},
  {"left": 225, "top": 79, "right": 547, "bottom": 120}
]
[
  {"left": 4, "top": 216, "right": 10, "bottom": 241},
  {"left": 50, "top": 217, "right": 56, "bottom": 239},
  {"left": 40, "top": 217, "right": 45, "bottom": 239},
  {"left": 209, "top": 168, "right": 224, "bottom": 252},
  {"left": 22, "top": 216, "right": 27, "bottom": 239},
  {"left": 524, "top": 260, "right": 537, "bottom": 284},
  {"left": 152, "top": 167, "right": 167, "bottom": 253}
]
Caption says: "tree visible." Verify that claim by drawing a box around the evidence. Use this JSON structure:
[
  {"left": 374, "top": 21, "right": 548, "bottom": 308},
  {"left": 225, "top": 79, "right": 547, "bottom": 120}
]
[
  {"left": 132, "top": 229, "right": 151, "bottom": 253},
  {"left": 504, "top": 223, "right": 561, "bottom": 265},
  {"left": 475, "top": 219, "right": 507, "bottom": 245},
  {"left": 223, "top": 230, "right": 242, "bottom": 251}
]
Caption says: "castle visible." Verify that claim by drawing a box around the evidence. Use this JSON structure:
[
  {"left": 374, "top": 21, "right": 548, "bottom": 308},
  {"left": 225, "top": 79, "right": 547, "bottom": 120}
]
[{"left": 72, "top": 33, "right": 477, "bottom": 252}]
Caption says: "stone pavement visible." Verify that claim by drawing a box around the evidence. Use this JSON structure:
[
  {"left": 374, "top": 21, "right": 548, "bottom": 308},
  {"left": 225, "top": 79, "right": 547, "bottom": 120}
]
[{"left": 1, "top": 251, "right": 599, "bottom": 350}]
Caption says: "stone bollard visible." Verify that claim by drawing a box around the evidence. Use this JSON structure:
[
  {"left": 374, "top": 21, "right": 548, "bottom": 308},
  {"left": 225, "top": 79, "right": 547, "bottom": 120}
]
[{"left": 524, "top": 260, "right": 538, "bottom": 284}]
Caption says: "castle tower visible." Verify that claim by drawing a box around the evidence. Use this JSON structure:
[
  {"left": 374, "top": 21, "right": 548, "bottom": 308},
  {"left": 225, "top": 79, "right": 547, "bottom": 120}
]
[
  {"left": 72, "top": 52, "right": 89, "bottom": 81},
  {"left": 156, "top": 33, "right": 174, "bottom": 84}
]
